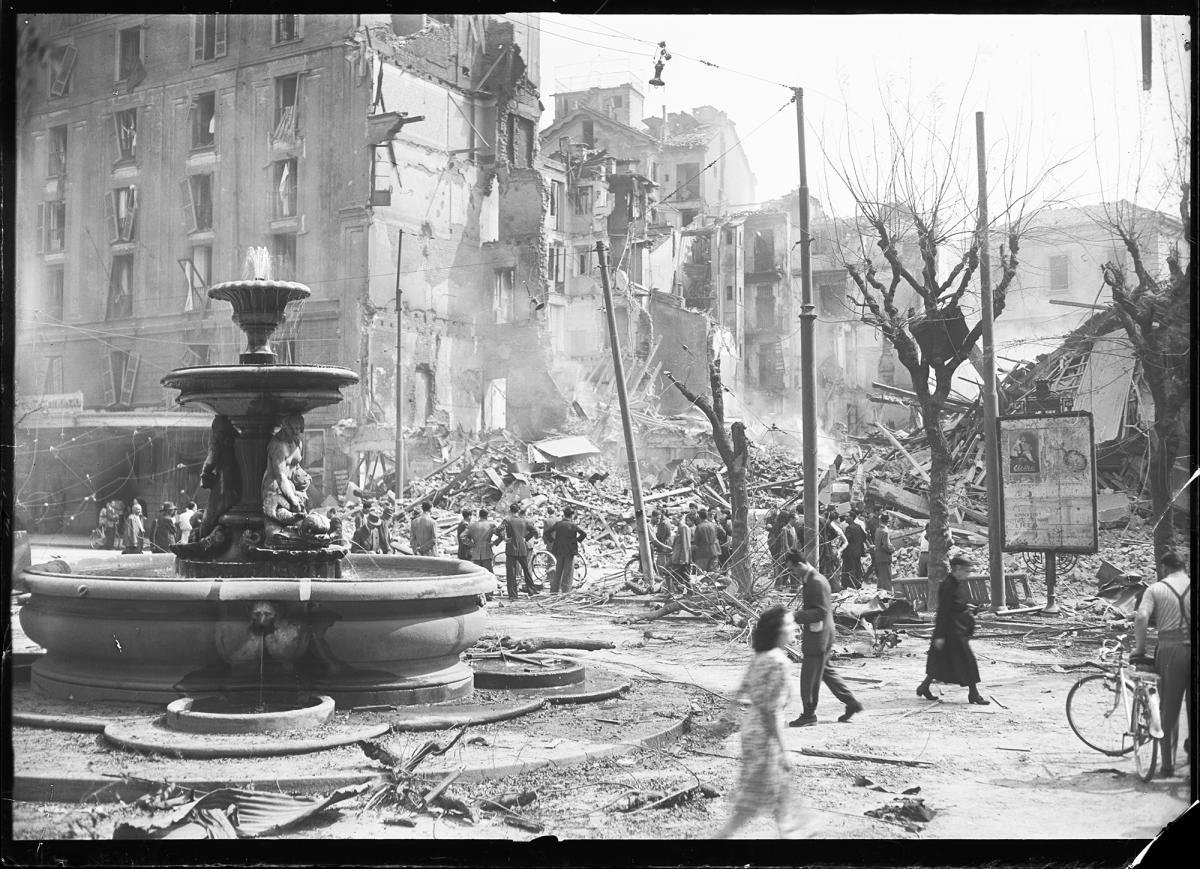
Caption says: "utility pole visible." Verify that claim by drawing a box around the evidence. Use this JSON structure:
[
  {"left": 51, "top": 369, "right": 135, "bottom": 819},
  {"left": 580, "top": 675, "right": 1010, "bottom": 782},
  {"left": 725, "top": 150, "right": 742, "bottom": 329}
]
[
  {"left": 794, "top": 87, "right": 819, "bottom": 564},
  {"left": 596, "top": 241, "right": 655, "bottom": 584},
  {"left": 394, "top": 229, "right": 405, "bottom": 502},
  {"left": 975, "top": 112, "right": 1006, "bottom": 613}
]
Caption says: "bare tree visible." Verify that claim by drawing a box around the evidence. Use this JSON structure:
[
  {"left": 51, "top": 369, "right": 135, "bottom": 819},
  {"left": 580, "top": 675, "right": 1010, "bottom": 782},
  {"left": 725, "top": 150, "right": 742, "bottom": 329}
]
[
  {"left": 825, "top": 95, "right": 1053, "bottom": 606},
  {"left": 663, "top": 340, "right": 752, "bottom": 597}
]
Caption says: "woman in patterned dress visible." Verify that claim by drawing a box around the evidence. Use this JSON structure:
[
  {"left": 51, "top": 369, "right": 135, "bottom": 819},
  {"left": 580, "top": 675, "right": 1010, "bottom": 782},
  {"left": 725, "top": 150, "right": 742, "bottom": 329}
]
[{"left": 716, "top": 605, "right": 806, "bottom": 838}]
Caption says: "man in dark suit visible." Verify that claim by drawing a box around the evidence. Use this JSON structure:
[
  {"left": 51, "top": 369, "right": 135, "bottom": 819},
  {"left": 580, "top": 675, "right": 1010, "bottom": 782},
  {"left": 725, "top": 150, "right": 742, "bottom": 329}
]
[
  {"left": 547, "top": 506, "right": 587, "bottom": 594},
  {"left": 787, "top": 554, "right": 862, "bottom": 727},
  {"left": 841, "top": 508, "right": 868, "bottom": 590},
  {"left": 494, "top": 503, "right": 540, "bottom": 600}
]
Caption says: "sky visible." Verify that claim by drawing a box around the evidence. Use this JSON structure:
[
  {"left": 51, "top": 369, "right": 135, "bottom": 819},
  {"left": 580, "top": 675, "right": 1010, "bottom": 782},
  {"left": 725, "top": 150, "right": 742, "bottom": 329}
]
[{"left": 526, "top": 14, "right": 1191, "bottom": 222}]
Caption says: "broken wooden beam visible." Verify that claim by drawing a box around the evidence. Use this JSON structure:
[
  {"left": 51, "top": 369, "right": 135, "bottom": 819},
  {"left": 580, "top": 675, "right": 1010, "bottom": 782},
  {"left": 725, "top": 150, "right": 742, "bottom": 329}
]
[
  {"left": 792, "top": 747, "right": 935, "bottom": 768},
  {"left": 874, "top": 422, "right": 931, "bottom": 484}
]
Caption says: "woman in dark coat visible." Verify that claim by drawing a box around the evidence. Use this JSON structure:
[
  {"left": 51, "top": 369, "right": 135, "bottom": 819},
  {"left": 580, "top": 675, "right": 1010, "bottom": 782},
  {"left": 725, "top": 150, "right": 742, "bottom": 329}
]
[{"left": 917, "top": 555, "right": 990, "bottom": 705}]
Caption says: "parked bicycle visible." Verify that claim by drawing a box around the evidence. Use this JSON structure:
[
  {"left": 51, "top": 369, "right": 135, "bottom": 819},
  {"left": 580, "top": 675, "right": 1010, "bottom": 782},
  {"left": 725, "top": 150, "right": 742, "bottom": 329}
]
[
  {"left": 529, "top": 542, "right": 591, "bottom": 586},
  {"left": 1065, "top": 635, "right": 1164, "bottom": 782}
]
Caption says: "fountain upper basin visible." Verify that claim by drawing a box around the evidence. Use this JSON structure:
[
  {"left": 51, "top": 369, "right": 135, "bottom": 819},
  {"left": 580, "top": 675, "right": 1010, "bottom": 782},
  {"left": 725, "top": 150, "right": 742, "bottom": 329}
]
[{"left": 161, "top": 364, "right": 358, "bottom": 416}]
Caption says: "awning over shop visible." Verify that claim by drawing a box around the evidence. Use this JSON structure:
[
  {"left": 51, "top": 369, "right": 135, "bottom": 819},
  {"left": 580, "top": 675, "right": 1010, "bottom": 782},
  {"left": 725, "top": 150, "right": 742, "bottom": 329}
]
[{"left": 15, "top": 410, "right": 213, "bottom": 430}]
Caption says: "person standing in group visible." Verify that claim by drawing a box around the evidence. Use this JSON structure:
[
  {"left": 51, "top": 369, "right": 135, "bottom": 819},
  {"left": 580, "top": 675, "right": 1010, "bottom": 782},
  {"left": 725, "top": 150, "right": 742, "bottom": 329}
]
[
  {"left": 818, "top": 508, "right": 847, "bottom": 588},
  {"left": 840, "top": 508, "right": 868, "bottom": 591},
  {"left": 667, "top": 508, "right": 693, "bottom": 593},
  {"left": 787, "top": 554, "right": 862, "bottom": 727},
  {"left": 873, "top": 513, "right": 895, "bottom": 591},
  {"left": 1133, "top": 550, "right": 1193, "bottom": 778},
  {"left": 496, "top": 503, "right": 540, "bottom": 600},
  {"left": 546, "top": 506, "right": 587, "bottom": 594},
  {"left": 467, "top": 508, "right": 498, "bottom": 576},
  {"left": 917, "top": 522, "right": 931, "bottom": 578},
  {"left": 148, "top": 502, "right": 179, "bottom": 553},
  {"left": 410, "top": 501, "right": 439, "bottom": 556},
  {"left": 99, "top": 499, "right": 122, "bottom": 550},
  {"left": 353, "top": 507, "right": 392, "bottom": 554},
  {"left": 918, "top": 555, "right": 990, "bottom": 705},
  {"left": 651, "top": 509, "right": 674, "bottom": 582},
  {"left": 455, "top": 508, "right": 474, "bottom": 561},
  {"left": 175, "top": 501, "right": 197, "bottom": 543},
  {"left": 121, "top": 501, "right": 146, "bottom": 554},
  {"left": 770, "top": 511, "right": 798, "bottom": 588},
  {"left": 715, "top": 605, "right": 808, "bottom": 839},
  {"left": 692, "top": 509, "right": 721, "bottom": 573}
]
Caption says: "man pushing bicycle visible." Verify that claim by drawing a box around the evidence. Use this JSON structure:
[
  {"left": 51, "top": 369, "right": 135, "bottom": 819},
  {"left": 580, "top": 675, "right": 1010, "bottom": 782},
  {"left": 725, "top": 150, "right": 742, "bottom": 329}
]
[{"left": 1133, "top": 550, "right": 1193, "bottom": 779}]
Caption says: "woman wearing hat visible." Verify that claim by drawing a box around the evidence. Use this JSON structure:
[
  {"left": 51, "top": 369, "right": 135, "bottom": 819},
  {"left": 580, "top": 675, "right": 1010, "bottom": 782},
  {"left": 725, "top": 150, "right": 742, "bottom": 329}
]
[{"left": 918, "top": 555, "right": 990, "bottom": 704}]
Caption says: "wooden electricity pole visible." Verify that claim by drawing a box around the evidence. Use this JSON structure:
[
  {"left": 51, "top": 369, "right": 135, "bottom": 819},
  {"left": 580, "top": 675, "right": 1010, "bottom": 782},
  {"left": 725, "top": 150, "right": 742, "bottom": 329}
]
[
  {"left": 596, "top": 241, "right": 655, "bottom": 583},
  {"left": 794, "top": 87, "right": 819, "bottom": 563},
  {"left": 975, "top": 112, "right": 1006, "bottom": 613},
  {"left": 394, "top": 229, "right": 405, "bottom": 501}
]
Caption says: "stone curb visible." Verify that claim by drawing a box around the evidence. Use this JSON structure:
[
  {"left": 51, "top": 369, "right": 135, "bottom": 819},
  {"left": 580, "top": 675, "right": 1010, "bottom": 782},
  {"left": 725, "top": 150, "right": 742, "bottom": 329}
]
[{"left": 13, "top": 715, "right": 691, "bottom": 803}]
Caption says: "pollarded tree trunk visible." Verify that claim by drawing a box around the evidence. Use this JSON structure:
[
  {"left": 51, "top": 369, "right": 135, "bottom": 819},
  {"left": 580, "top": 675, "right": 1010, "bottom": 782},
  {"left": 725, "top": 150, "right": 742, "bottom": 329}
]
[
  {"left": 920, "top": 399, "right": 955, "bottom": 608},
  {"left": 726, "top": 422, "right": 752, "bottom": 596}
]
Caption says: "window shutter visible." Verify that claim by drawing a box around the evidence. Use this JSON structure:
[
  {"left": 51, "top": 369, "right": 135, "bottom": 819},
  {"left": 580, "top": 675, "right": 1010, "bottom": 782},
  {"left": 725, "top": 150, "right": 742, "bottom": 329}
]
[
  {"left": 104, "top": 191, "right": 119, "bottom": 243},
  {"left": 120, "top": 352, "right": 140, "bottom": 405},
  {"left": 214, "top": 15, "right": 227, "bottom": 57},
  {"left": 101, "top": 354, "right": 116, "bottom": 406},
  {"left": 34, "top": 358, "right": 49, "bottom": 395},
  {"left": 179, "top": 178, "right": 196, "bottom": 232},
  {"left": 110, "top": 112, "right": 121, "bottom": 161},
  {"left": 36, "top": 204, "right": 45, "bottom": 254},
  {"left": 50, "top": 45, "right": 77, "bottom": 97},
  {"left": 193, "top": 16, "right": 203, "bottom": 61}
]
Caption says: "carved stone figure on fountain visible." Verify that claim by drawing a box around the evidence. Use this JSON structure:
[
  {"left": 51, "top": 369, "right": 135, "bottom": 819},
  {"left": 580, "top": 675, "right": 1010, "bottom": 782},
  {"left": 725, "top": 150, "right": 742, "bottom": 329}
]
[
  {"left": 198, "top": 415, "right": 241, "bottom": 540},
  {"left": 262, "top": 464, "right": 311, "bottom": 544}
]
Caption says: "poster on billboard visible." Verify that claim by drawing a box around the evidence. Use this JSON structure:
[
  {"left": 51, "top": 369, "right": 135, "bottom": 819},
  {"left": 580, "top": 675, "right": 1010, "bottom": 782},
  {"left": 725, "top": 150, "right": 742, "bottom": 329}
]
[{"left": 999, "top": 412, "right": 1097, "bottom": 553}]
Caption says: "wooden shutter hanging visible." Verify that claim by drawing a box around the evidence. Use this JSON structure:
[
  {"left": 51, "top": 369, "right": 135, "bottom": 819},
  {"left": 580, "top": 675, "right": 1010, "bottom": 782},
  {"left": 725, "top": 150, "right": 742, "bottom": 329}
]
[
  {"left": 36, "top": 204, "right": 45, "bottom": 254},
  {"left": 101, "top": 354, "right": 116, "bottom": 406},
  {"left": 50, "top": 45, "right": 77, "bottom": 97},
  {"left": 214, "top": 15, "right": 227, "bottom": 57},
  {"left": 104, "top": 192, "right": 120, "bottom": 243},
  {"left": 120, "top": 352, "right": 140, "bottom": 405},
  {"left": 179, "top": 178, "right": 196, "bottom": 232}
]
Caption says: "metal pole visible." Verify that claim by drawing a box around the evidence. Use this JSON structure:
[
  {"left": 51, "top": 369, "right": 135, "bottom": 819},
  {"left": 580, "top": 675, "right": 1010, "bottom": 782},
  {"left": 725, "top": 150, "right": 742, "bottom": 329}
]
[
  {"left": 394, "top": 229, "right": 405, "bottom": 501},
  {"left": 596, "top": 241, "right": 655, "bottom": 583},
  {"left": 794, "top": 87, "right": 819, "bottom": 565},
  {"left": 975, "top": 112, "right": 1006, "bottom": 613},
  {"left": 1044, "top": 552, "right": 1059, "bottom": 613}
]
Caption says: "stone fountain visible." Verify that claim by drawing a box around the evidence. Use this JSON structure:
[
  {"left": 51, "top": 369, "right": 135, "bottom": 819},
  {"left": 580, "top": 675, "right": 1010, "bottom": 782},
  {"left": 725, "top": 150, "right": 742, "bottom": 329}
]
[{"left": 19, "top": 272, "right": 494, "bottom": 712}]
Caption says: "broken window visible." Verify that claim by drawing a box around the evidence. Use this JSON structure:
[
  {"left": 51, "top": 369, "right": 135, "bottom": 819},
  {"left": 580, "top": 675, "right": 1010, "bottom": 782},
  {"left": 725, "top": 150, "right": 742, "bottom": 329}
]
[
  {"left": 193, "top": 14, "right": 227, "bottom": 62},
  {"left": 676, "top": 163, "right": 700, "bottom": 200},
  {"left": 1049, "top": 254, "right": 1070, "bottom": 290},
  {"left": 183, "top": 344, "right": 211, "bottom": 366},
  {"left": 548, "top": 244, "right": 566, "bottom": 293},
  {"left": 752, "top": 229, "right": 775, "bottom": 272},
  {"left": 877, "top": 347, "right": 897, "bottom": 386},
  {"left": 273, "top": 158, "right": 298, "bottom": 219},
  {"left": 271, "top": 233, "right": 297, "bottom": 281},
  {"left": 107, "top": 254, "right": 134, "bottom": 320},
  {"left": 180, "top": 174, "right": 213, "bottom": 233},
  {"left": 274, "top": 74, "right": 300, "bottom": 142},
  {"left": 102, "top": 348, "right": 139, "bottom": 406},
  {"left": 370, "top": 145, "right": 393, "bottom": 206},
  {"left": 576, "top": 246, "right": 592, "bottom": 277},
  {"left": 116, "top": 26, "right": 143, "bottom": 81},
  {"left": 506, "top": 115, "right": 535, "bottom": 168},
  {"left": 755, "top": 284, "right": 776, "bottom": 329},
  {"left": 190, "top": 92, "right": 216, "bottom": 150},
  {"left": 273, "top": 14, "right": 301, "bottom": 44},
  {"left": 493, "top": 268, "right": 515, "bottom": 324},
  {"left": 49, "top": 44, "right": 77, "bottom": 97},
  {"left": 818, "top": 280, "right": 844, "bottom": 316},
  {"left": 46, "top": 267, "right": 65, "bottom": 320},
  {"left": 180, "top": 243, "right": 212, "bottom": 313},
  {"left": 550, "top": 180, "right": 564, "bottom": 231},
  {"left": 48, "top": 125, "right": 67, "bottom": 177},
  {"left": 581, "top": 120, "right": 594, "bottom": 147},
  {"left": 680, "top": 209, "right": 697, "bottom": 227},
  {"left": 105, "top": 185, "right": 139, "bottom": 242},
  {"left": 725, "top": 284, "right": 734, "bottom": 302},
  {"left": 37, "top": 200, "right": 67, "bottom": 254},
  {"left": 574, "top": 185, "right": 592, "bottom": 215},
  {"left": 113, "top": 109, "right": 137, "bottom": 163}
]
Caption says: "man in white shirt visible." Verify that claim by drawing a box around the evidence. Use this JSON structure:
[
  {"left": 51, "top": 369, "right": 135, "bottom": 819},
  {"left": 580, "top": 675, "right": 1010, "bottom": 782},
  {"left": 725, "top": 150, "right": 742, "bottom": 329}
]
[
  {"left": 175, "top": 501, "right": 197, "bottom": 540},
  {"left": 1134, "top": 550, "right": 1193, "bottom": 778}
]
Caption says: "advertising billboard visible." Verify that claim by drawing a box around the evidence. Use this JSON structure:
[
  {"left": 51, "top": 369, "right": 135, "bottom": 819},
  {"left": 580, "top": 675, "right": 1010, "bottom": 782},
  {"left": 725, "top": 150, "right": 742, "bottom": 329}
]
[{"left": 998, "top": 412, "right": 1098, "bottom": 553}]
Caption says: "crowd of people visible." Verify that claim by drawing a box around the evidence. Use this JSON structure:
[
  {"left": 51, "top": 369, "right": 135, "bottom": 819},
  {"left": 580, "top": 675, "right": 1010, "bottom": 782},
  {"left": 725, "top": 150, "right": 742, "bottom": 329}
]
[{"left": 95, "top": 498, "right": 201, "bottom": 553}]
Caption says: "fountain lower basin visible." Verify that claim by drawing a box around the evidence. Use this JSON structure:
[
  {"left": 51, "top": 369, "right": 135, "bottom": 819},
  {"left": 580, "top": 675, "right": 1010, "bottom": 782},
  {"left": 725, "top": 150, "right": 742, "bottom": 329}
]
[
  {"left": 166, "top": 693, "right": 335, "bottom": 734},
  {"left": 19, "top": 554, "right": 494, "bottom": 708}
]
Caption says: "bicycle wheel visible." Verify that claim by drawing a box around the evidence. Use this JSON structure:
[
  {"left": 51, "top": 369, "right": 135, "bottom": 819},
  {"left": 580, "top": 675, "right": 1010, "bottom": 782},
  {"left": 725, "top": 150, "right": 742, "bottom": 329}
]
[
  {"left": 530, "top": 551, "right": 555, "bottom": 584},
  {"left": 1066, "top": 674, "right": 1134, "bottom": 756},
  {"left": 1130, "top": 690, "right": 1159, "bottom": 782}
]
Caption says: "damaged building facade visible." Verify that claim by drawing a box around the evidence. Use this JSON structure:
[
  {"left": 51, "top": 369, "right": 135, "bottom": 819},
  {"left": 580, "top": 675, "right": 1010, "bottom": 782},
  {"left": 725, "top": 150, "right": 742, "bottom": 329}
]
[{"left": 13, "top": 12, "right": 548, "bottom": 530}]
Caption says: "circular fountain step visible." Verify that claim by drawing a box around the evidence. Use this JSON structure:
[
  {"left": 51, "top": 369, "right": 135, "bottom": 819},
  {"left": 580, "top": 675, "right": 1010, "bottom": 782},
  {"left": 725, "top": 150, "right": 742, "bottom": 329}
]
[
  {"left": 166, "top": 694, "right": 335, "bottom": 734},
  {"left": 468, "top": 655, "right": 585, "bottom": 689}
]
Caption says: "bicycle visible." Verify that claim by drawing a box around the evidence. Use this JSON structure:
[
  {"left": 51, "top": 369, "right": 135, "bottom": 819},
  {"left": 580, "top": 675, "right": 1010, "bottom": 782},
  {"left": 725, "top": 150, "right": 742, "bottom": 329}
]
[
  {"left": 528, "top": 543, "right": 590, "bottom": 586},
  {"left": 1065, "top": 636, "right": 1164, "bottom": 782}
]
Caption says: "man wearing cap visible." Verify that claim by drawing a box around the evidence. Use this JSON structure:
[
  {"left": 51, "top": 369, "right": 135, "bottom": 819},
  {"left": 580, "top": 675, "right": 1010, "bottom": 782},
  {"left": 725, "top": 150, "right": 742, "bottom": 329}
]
[
  {"left": 148, "top": 503, "right": 179, "bottom": 553},
  {"left": 456, "top": 508, "right": 474, "bottom": 561},
  {"left": 787, "top": 553, "right": 862, "bottom": 727},
  {"left": 841, "top": 508, "right": 868, "bottom": 590},
  {"left": 353, "top": 506, "right": 392, "bottom": 553},
  {"left": 495, "top": 503, "right": 540, "bottom": 600},
  {"left": 410, "top": 501, "right": 438, "bottom": 556},
  {"left": 1134, "top": 550, "right": 1193, "bottom": 778},
  {"left": 546, "top": 506, "right": 587, "bottom": 594},
  {"left": 918, "top": 555, "right": 989, "bottom": 704}
]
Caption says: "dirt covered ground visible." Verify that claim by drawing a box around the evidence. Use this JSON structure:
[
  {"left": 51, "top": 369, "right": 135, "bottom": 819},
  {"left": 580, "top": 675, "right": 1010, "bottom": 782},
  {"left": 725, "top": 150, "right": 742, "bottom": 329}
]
[{"left": 9, "top": 584, "right": 1192, "bottom": 842}]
